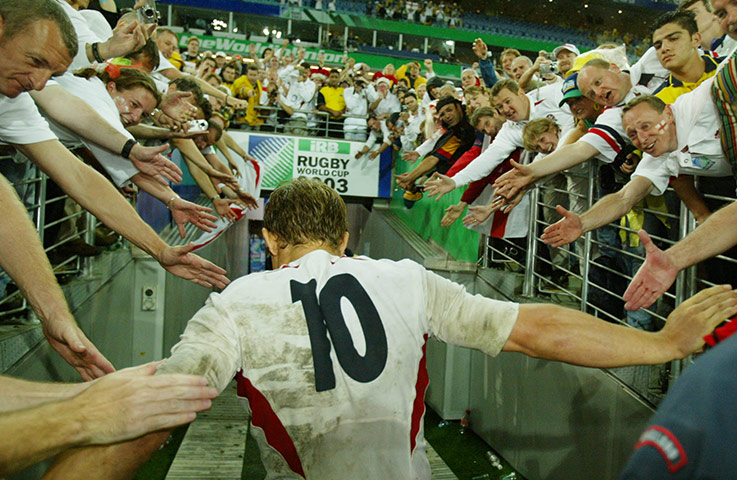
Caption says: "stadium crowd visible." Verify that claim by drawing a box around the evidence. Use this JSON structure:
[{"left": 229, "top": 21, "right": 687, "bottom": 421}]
[{"left": 3, "top": 0, "right": 737, "bottom": 477}]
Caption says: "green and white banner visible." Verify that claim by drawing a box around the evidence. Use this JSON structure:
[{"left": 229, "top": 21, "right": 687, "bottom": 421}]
[{"left": 228, "top": 132, "right": 392, "bottom": 198}]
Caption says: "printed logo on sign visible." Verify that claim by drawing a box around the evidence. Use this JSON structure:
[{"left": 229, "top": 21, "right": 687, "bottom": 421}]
[{"left": 298, "top": 139, "right": 350, "bottom": 155}]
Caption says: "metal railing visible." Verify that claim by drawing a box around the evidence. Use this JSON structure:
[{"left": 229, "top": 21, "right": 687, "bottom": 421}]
[
  {"left": 481, "top": 160, "right": 737, "bottom": 406},
  {"left": 0, "top": 152, "right": 104, "bottom": 320},
  {"left": 231, "top": 104, "right": 370, "bottom": 139}
]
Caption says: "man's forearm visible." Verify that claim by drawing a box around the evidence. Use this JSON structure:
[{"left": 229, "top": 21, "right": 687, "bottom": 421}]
[
  {"left": 223, "top": 133, "right": 247, "bottom": 158},
  {"left": 31, "top": 87, "right": 130, "bottom": 156},
  {"left": 530, "top": 142, "right": 598, "bottom": 180},
  {"left": 667, "top": 201, "right": 737, "bottom": 271},
  {"left": 17, "top": 141, "right": 167, "bottom": 261},
  {"left": 0, "top": 173, "right": 74, "bottom": 328},
  {"left": 578, "top": 189, "right": 639, "bottom": 234},
  {"left": 181, "top": 156, "right": 219, "bottom": 199},
  {"left": 0, "top": 399, "right": 91, "bottom": 476},
  {"left": 171, "top": 139, "right": 220, "bottom": 177},
  {"left": 131, "top": 173, "right": 177, "bottom": 204},
  {"left": 407, "top": 156, "right": 440, "bottom": 182},
  {"left": 126, "top": 124, "right": 176, "bottom": 140},
  {"left": 506, "top": 304, "right": 678, "bottom": 367},
  {"left": 0, "top": 376, "right": 87, "bottom": 413},
  {"left": 517, "top": 67, "right": 537, "bottom": 90}
]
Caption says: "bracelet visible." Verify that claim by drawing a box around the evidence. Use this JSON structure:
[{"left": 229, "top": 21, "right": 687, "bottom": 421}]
[
  {"left": 121, "top": 139, "right": 137, "bottom": 159},
  {"left": 166, "top": 196, "right": 178, "bottom": 210},
  {"left": 210, "top": 194, "right": 220, "bottom": 202},
  {"left": 91, "top": 42, "right": 105, "bottom": 63}
]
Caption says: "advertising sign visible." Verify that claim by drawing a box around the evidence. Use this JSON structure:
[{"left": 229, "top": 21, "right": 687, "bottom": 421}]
[{"left": 228, "top": 132, "right": 392, "bottom": 198}]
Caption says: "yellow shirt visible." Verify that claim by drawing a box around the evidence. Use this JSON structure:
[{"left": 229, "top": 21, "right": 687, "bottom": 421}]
[
  {"left": 318, "top": 86, "right": 346, "bottom": 119},
  {"left": 654, "top": 55, "right": 720, "bottom": 105},
  {"left": 231, "top": 75, "right": 263, "bottom": 126},
  {"left": 396, "top": 63, "right": 427, "bottom": 90}
]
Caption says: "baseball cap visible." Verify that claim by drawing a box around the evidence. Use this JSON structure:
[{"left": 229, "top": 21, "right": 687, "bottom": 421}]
[
  {"left": 559, "top": 72, "right": 584, "bottom": 107},
  {"left": 566, "top": 50, "right": 606, "bottom": 78},
  {"left": 215, "top": 51, "right": 227, "bottom": 57},
  {"left": 376, "top": 77, "right": 391, "bottom": 86},
  {"left": 553, "top": 43, "right": 580, "bottom": 58}
]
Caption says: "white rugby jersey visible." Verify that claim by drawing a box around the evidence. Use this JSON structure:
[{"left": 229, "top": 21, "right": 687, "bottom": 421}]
[
  {"left": 451, "top": 82, "right": 575, "bottom": 188},
  {"left": 159, "top": 249, "right": 519, "bottom": 479},
  {"left": 632, "top": 77, "right": 730, "bottom": 195}
]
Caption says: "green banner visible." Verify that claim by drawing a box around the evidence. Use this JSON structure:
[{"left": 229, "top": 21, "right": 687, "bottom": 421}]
[
  {"left": 176, "top": 33, "right": 463, "bottom": 77},
  {"left": 391, "top": 152, "right": 479, "bottom": 263}
]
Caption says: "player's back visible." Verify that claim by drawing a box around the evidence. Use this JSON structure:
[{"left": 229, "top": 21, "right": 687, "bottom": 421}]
[{"left": 231, "top": 250, "right": 433, "bottom": 479}]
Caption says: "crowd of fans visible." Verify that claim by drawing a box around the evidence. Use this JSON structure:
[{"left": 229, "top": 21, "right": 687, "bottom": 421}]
[{"left": 5, "top": 0, "right": 737, "bottom": 476}]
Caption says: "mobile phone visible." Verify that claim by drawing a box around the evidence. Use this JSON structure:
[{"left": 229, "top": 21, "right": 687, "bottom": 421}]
[
  {"left": 188, "top": 119, "right": 208, "bottom": 132},
  {"left": 137, "top": 0, "right": 160, "bottom": 24}
]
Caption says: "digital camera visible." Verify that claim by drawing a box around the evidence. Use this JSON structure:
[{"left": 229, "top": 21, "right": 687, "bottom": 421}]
[{"left": 137, "top": 0, "right": 160, "bottom": 24}]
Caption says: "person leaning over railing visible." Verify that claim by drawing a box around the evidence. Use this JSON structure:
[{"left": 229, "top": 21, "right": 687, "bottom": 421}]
[{"left": 0, "top": 0, "right": 230, "bottom": 379}]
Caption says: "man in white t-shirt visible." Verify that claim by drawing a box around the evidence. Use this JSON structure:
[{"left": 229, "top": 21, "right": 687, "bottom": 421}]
[
  {"left": 541, "top": 79, "right": 729, "bottom": 249},
  {"left": 44, "top": 178, "right": 737, "bottom": 479}
]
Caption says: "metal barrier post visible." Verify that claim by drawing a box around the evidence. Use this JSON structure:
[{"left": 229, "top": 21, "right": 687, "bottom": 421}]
[
  {"left": 579, "top": 161, "right": 597, "bottom": 311},
  {"left": 35, "top": 172, "right": 47, "bottom": 245},
  {"left": 82, "top": 211, "right": 97, "bottom": 278},
  {"left": 522, "top": 186, "right": 540, "bottom": 297}
]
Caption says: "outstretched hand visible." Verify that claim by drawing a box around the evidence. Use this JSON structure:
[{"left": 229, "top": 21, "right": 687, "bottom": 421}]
[
  {"left": 492, "top": 160, "right": 533, "bottom": 200},
  {"left": 159, "top": 243, "right": 230, "bottom": 289},
  {"left": 130, "top": 149, "right": 183, "bottom": 186},
  {"left": 71, "top": 361, "right": 217, "bottom": 445},
  {"left": 463, "top": 200, "right": 502, "bottom": 227},
  {"left": 623, "top": 230, "right": 680, "bottom": 311},
  {"left": 424, "top": 173, "right": 456, "bottom": 201},
  {"left": 662, "top": 285, "right": 737, "bottom": 359},
  {"left": 540, "top": 205, "right": 583, "bottom": 247},
  {"left": 171, "top": 198, "right": 218, "bottom": 238},
  {"left": 160, "top": 92, "right": 199, "bottom": 122},
  {"left": 43, "top": 317, "right": 115, "bottom": 381},
  {"left": 401, "top": 151, "right": 420, "bottom": 163},
  {"left": 213, "top": 197, "right": 241, "bottom": 223},
  {"left": 440, "top": 202, "right": 466, "bottom": 227}
]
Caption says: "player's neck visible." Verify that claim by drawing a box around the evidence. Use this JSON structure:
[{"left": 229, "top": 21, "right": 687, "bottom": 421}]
[{"left": 271, "top": 244, "right": 342, "bottom": 268}]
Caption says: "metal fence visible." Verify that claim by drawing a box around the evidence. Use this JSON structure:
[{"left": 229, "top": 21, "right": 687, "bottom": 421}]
[
  {"left": 481, "top": 160, "right": 737, "bottom": 406},
  {"left": 0, "top": 152, "right": 103, "bottom": 319},
  {"left": 231, "top": 104, "right": 370, "bottom": 139}
]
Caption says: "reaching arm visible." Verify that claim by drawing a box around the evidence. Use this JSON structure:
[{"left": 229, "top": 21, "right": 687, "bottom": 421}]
[
  {"left": 30, "top": 87, "right": 182, "bottom": 184},
  {"left": 0, "top": 363, "right": 216, "bottom": 477},
  {"left": 540, "top": 176, "right": 654, "bottom": 248},
  {"left": 624, "top": 200, "right": 737, "bottom": 311},
  {"left": 131, "top": 173, "right": 217, "bottom": 237},
  {"left": 214, "top": 138, "right": 242, "bottom": 177},
  {"left": 395, "top": 155, "right": 439, "bottom": 189},
  {"left": 17, "top": 140, "right": 229, "bottom": 289},
  {"left": 171, "top": 138, "right": 238, "bottom": 189},
  {"left": 504, "top": 284, "right": 737, "bottom": 366},
  {"left": 494, "top": 141, "right": 599, "bottom": 200},
  {"left": 222, "top": 132, "right": 251, "bottom": 161},
  {"left": 0, "top": 171, "right": 113, "bottom": 380}
]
